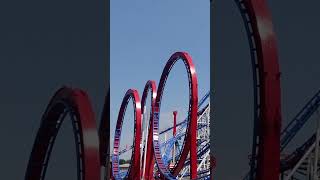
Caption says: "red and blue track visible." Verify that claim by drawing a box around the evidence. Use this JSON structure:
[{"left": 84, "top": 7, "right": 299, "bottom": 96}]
[{"left": 24, "top": 0, "right": 320, "bottom": 179}]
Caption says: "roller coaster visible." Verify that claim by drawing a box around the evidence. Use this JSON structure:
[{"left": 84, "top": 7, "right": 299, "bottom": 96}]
[
  {"left": 24, "top": 0, "right": 320, "bottom": 179},
  {"left": 109, "top": 52, "right": 207, "bottom": 180}
]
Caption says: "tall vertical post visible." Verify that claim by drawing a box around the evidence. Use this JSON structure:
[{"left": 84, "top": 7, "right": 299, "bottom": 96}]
[
  {"left": 173, "top": 111, "right": 178, "bottom": 164},
  {"left": 173, "top": 111, "right": 177, "bottom": 136}
]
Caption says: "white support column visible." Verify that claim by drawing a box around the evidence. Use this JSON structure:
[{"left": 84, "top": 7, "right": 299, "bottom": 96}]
[{"left": 285, "top": 143, "right": 316, "bottom": 180}]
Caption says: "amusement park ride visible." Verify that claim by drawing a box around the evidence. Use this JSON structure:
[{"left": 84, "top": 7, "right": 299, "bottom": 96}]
[{"left": 23, "top": 0, "right": 320, "bottom": 179}]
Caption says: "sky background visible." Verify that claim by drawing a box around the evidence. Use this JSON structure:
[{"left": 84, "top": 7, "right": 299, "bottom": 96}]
[
  {"left": 110, "top": 0, "right": 210, "bottom": 160},
  {"left": 0, "top": 0, "right": 320, "bottom": 179}
]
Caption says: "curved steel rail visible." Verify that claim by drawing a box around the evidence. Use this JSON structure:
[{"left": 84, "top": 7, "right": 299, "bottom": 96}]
[
  {"left": 111, "top": 89, "right": 142, "bottom": 179},
  {"left": 228, "top": 0, "right": 282, "bottom": 179},
  {"left": 280, "top": 133, "right": 316, "bottom": 172},
  {"left": 162, "top": 124, "right": 209, "bottom": 164},
  {"left": 280, "top": 89, "right": 320, "bottom": 151},
  {"left": 160, "top": 93, "right": 209, "bottom": 136},
  {"left": 276, "top": 89, "right": 320, "bottom": 176},
  {"left": 152, "top": 52, "right": 198, "bottom": 179},
  {"left": 25, "top": 87, "right": 100, "bottom": 180},
  {"left": 118, "top": 100, "right": 210, "bottom": 156},
  {"left": 141, "top": 80, "right": 157, "bottom": 179}
]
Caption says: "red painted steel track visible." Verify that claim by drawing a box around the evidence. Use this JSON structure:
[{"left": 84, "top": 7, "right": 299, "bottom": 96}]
[
  {"left": 24, "top": 1, "right": 282, "bottom": 178},
  {"left": 213, "top": 0, "right": 281, "bottom": 179},
  {"left": 25, "top": 87, "right": 100, "bottom": 180},
  {"left": 111, "top": 89, "right": 142, "bottom": 179},
  {"left": 109, "top": 52, "right": 199, "bottom": 180},
  {"left": 152, "top": 52, "right": 198, "bottom": 179},
  {"left": 141, "top": 80, "right": 157, "bottom": 180},
  {"left": 240, "top": 1, "right": 281, "bottom": 180}
]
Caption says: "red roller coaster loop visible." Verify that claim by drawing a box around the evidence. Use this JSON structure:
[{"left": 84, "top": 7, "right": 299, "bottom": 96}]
[
  {"left": 152, "top": 52, "right": 198, "bottom": 179},
  {"left": 220, "top": 0, "right": 282, "bottom": 179},
  {"left": 141, "top": 80, "right": 157, "bottom": 180},
  {"left": 25, "top": 87, "right": 100, "bottom": 180},
  {"left": 111, "top": 89, "right": 142, "bottom": 180}
]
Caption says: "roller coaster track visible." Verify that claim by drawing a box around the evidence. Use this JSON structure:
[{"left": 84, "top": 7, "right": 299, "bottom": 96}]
[
  {"left": 159, "top": 91, "right": 209, "bottom": 136},
  {"left": 280, "top": 89, "right": 320, "bottom": 151},
  {"left": 111, "top": 89, "right": 142, "bottom": 179},
  {"left": 141, "top": 80, "right": 157, "bottom": 180},
  {"left": 215, "top": 0, "right": 282, "bottom": 179},
  {"left": 149, "top": 92, "right": 211, "bottom": 179},
  {"left": 24, "top": 52, "right": 208, "bottom": 180},
  {"left": 242, "top": 89, "right": 320, "bottom": 179},
  {"left": 118, "top": 94, "right": 209, "bottom": 156},
  {"left": 162, "top": 106, "right": 210, "bottom": 167},
  {"left": 243, "top": 89, "right": 320, "bottom": 179},
  {"left": 109, "top": 52, "right": 200, "bottom": 179},
  {"left": 278, "top": 89, "right": 320, "bottom": 178},
  {"left": 280, "top": 133, "right": 317, "bottom": 172},
  {"left": 280, "top": 131, "right": 320, "bottom": 180},
  {"left": 24, "top": 0, "right": 283, "bottom": 178},
  {"left": 151, "top": 52, "right": 199, "bottom": 179},
  {"left": 25, "top": 87, "right": 100, "bottom": 180}
]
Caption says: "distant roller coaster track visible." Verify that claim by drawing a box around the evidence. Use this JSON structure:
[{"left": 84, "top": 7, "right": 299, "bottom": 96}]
[
  {"left": 109, "top": 52, "right": 199, "bottom": 180},
  {"left": 111, "top": 89, "right": 142, "bottom": 179},
  {"left": 152, "top": 52, "right": 199, "bottom": 179},
  {"left": 24, "top": 0, "right": 283, "bottom": 179},
  {"left": 141, "top": 80, "right": 157, "bottom": 180}
]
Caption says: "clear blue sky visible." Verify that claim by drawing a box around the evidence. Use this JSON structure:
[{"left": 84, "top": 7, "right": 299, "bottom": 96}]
[{"left": 110, "top": 0, "right": 209, "bottom": 159}]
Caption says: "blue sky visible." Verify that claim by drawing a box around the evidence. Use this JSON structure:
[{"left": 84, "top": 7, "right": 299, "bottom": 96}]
[{"left": 110, "top": 0, "right": 209, "bottom": 159}]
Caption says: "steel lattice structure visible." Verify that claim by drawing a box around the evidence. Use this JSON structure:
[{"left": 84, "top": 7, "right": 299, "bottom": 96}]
[
  {"left": 109, "top": 52, "right": 200, "bottom": 180},
  {"left": 111, "top": 89, "right": 142, "bottom": 179},
  {"left": 115, "top": 90, "right": 212, "bottom": 179},
  {"left": 278, "top": 90, "right": 320, "bottom": 180}
]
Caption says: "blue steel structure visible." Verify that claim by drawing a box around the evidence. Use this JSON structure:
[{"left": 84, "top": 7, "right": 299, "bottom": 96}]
[
  {"left": 278, "top": 89, "right": 320, "bottom": 179},
  {"left": 280, "top": 89, "right": 320, "bottom": 151},
  {"left": 243, "top": 89, "right": 320, "bottom": 179},
  {"left": 118, "top": 91, "right": 210, "bottom": 155},
  {"left": 116, "top": 91, "right": 211, "bottom": 179}
]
